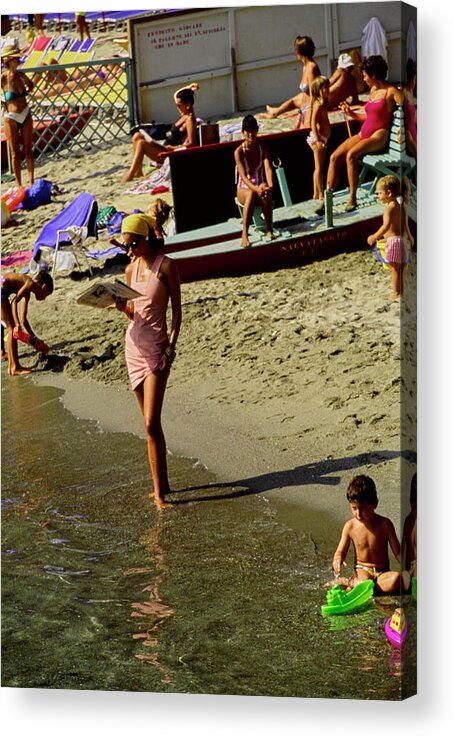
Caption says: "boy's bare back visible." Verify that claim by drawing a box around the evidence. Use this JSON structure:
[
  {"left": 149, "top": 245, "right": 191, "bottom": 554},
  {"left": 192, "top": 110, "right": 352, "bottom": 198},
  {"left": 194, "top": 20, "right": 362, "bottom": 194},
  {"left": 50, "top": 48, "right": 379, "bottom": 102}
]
[{"left": 382, "top": 199, "right": 402, "bottom": 240}]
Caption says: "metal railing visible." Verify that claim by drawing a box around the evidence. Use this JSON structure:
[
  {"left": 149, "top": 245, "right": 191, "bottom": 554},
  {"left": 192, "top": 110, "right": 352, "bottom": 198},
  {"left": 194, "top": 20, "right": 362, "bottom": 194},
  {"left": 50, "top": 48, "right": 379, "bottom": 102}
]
[{"left": 2, "top": 56, "right": 134, "bottom": 177}]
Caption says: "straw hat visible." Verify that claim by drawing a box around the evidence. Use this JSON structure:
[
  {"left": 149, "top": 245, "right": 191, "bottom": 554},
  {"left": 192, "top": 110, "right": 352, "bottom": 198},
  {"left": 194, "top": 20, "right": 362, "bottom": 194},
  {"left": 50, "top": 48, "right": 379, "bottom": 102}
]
[
  {"left": 338, "top": 53, "right": 354, "bottom": 69},
  {"left": 1, "top": 44, "right": 22, "bottom": 60}
]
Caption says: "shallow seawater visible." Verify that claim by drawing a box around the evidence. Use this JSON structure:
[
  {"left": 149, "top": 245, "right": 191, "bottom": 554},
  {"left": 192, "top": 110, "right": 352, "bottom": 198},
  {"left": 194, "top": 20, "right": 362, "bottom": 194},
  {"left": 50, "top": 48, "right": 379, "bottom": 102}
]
[{"left": 1, "top": 378, "right": 416, "bottom": 698}]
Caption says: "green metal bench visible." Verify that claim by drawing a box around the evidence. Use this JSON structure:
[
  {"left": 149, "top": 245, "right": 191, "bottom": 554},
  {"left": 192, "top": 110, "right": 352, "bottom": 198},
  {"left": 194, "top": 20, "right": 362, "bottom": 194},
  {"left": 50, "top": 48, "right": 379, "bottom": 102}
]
[{"left": 358, "top": 106, "right": 416, "bottom": 190}]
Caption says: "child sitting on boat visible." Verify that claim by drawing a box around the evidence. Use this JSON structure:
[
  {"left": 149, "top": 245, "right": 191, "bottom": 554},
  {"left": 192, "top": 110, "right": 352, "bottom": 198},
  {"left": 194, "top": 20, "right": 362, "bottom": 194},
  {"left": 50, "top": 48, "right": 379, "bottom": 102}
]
[
  {"left": 367, "top": 174, "right": 413, "bottom": 300},
  {"left": 329, "top": 474, "right": 409, "bottom": 594},
  {"left": 234, "top": 114, "right": 274, "bottom": 248},
  {"left": 306, "top": 76, "right": 331, "bottom": 216},
  {"left": 1, "top": 270, "right": 53, "bottom": 375}
]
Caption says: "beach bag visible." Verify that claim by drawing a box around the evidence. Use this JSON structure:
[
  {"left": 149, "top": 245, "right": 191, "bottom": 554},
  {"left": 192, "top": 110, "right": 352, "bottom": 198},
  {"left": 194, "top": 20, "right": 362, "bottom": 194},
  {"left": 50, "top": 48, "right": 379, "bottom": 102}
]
[
  {"left": 22, "top": 179, "right": 52, "bottom": 210},
  {"left": 97, "top": 205, "right": 117, "bottom": 230},
  {"left": 1, "top": 185, "right": 25, "bottom": 212},
  {"left": 107, "top": 208, "right": 143, "bottom": 235},
  {"left": 107, "top": 211, "right": 128, "bottom": 235}
]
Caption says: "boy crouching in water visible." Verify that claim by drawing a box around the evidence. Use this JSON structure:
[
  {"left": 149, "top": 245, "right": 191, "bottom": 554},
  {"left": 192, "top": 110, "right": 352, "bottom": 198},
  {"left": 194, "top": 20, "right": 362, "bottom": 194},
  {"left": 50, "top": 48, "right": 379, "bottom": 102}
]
[{"left": 330, "top": 475, "right": 410, "bottom": 594}]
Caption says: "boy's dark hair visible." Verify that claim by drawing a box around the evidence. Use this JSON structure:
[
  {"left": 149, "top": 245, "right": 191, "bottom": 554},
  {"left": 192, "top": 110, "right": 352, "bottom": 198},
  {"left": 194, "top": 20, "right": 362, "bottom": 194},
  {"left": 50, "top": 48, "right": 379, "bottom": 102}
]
[
  {"left": 347, "top": 475, "right": 378, "bottom": 504},
  {"left": 361, "top": 55, "right": 388, "bottom": 81},
  {"left": 410, "top": 473, "right": 417, "bottom": 505},
  {"left": 36, "top": 270, "right": 54, "bottom": 294},
  {"left": 242, "top": 114, "right": 259, "bottom": 133},
  {"left": 294, "top": 35, "right": 315, "bottom": 58},
  {"left": 176, "top": 88, "right": 194, "bottom": 106}
]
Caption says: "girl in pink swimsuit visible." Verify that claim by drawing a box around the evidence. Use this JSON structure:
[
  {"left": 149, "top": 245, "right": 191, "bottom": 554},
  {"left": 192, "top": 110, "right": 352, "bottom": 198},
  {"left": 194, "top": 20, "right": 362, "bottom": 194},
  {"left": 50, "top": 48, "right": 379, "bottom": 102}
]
[
  {"left": 326, "top": 55, "right": 401, "bottom": 211},
  {"left": 234, "top": 114, "right": 274, "bottom": 248},
  {"left": 116, "top": 214, "right": 182, "bottom": 509}
]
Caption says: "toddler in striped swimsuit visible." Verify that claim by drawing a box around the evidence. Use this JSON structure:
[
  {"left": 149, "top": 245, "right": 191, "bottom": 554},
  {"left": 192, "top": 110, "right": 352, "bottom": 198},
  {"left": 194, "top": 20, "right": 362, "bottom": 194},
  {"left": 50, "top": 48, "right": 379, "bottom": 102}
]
[{"left": 367, "top": 174, "right": 414, "bottom": 300}]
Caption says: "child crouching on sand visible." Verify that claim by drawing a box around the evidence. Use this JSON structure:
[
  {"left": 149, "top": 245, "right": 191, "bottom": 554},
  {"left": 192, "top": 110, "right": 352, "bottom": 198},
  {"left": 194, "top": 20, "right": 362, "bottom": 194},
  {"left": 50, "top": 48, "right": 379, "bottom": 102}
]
[
  {"left": 1, "top": 270, "right": 53, "bottom": 375},
  {"left": 329, "top": 474, "right": 409, "bottom": 594},
  {"left": 234, "top": 114, "right": 274, "bottom": 248},
  {"left": 367, "top": 175, "right": 413, "bottom": 300}
]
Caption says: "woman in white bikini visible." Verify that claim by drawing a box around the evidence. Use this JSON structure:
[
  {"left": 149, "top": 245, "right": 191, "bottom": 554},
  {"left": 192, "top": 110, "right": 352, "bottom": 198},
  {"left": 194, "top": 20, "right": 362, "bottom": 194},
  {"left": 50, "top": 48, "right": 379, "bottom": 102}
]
[{"left": 1, "top": 44, "right": 35, "bottom": 187}]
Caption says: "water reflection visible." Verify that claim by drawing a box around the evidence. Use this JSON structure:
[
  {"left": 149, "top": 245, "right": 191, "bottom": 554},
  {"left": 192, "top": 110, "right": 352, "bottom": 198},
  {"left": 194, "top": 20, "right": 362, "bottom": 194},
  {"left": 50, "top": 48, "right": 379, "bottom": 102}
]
[{"left": 127, "top": 522, "right": 174, "bottom": 683}]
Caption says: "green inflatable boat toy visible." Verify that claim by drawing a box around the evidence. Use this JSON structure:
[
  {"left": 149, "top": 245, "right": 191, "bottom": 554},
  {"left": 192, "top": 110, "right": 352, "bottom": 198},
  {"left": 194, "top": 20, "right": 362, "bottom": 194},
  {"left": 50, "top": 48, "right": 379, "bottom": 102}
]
[
  {"left": 411, "top": 577, "right": 417, "bottom": 604},
  {"left": 321, "top": 580, "right": 374, "bottom": 616}
]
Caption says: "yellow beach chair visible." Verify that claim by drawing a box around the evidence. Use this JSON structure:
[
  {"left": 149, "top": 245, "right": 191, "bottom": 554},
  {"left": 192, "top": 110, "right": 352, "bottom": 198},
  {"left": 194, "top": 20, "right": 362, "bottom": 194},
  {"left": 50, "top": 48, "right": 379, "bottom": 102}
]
[
  {"left": 57, "top": 39, "right": 83, "bottom": 65},
  {"left": 20, "top": 36, "right": 53, "bottom": 68}
]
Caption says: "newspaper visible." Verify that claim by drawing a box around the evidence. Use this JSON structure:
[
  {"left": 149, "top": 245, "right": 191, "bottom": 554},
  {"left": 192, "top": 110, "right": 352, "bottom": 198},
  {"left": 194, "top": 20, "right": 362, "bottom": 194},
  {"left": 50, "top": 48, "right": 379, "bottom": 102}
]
[
  {"left": 139, "top": 128, "right": 163, "bottom": 145},
  {"left": 77, "top": 279, "right": 141, "bottom": 309}
]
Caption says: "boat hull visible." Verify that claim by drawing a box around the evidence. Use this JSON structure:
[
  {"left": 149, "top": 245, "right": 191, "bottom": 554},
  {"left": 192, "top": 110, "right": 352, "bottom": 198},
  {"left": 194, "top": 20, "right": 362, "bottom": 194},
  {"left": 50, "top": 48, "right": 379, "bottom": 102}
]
[{"left": 170, "top": 214, "right": 384, "bottom": 284}]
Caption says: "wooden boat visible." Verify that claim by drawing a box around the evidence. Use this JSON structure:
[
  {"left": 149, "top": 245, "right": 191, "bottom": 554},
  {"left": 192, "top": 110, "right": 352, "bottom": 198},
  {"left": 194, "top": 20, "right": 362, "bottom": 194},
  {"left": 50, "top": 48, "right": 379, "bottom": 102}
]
[
  {"left": 164, "top": 183, "right": 417, "bottom": 284},
  {"left": 1, "top": 108, "right": 94, "bottom": 168},
  {"left": 162, "top": 122, "right": 416, "bottom": 283}
]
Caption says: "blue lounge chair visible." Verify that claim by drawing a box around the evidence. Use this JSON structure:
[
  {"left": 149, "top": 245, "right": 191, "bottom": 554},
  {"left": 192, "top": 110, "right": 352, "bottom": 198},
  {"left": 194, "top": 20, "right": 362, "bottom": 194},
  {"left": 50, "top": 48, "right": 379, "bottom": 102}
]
[{"left": 32, "top": 192, "right": 98, "bottom": 277}]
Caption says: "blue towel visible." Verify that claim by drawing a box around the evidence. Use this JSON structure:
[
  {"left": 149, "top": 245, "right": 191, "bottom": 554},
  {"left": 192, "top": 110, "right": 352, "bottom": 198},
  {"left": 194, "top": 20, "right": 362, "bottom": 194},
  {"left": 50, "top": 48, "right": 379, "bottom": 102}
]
[{"left": 33, "top": 192, "right": 98, "bottom": 259}]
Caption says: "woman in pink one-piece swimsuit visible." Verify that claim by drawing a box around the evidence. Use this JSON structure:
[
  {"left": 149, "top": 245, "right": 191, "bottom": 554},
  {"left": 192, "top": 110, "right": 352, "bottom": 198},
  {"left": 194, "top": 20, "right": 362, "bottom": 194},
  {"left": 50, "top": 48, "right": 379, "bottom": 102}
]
[
  {"left": 116, "top": 214, "right": 181, "bottom": 509},
  {"left": 326, "top": 55, "right": 401, "bottom": 212}
]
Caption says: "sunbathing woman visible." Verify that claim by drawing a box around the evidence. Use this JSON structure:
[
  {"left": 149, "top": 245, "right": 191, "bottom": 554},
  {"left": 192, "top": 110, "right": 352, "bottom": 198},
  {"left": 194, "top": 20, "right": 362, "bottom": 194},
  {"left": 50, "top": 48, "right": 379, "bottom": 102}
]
[
  {"left": 121, "top": 83, "right": 199, "bottom": 183},
  {"left": 1, "top": 44, "right": 35, "bottom": 187},
  {"left": 326, "top": 55, "right": 401, "bottom": 212},
  {"left": 32, "top": 56, "right": 124, "bottom": 98},
  {"left": 115, "top": 214, "right": 181, "bottom": 509},
  {"left": 262, "top": 36, "right": 320, "bottom": 128}
]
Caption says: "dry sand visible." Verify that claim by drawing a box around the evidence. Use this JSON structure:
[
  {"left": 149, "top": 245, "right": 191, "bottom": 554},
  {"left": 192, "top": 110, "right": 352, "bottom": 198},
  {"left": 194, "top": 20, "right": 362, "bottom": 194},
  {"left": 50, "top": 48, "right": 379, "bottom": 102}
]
[{"left": 1, "top": 32, "right": 417, "bottom": 544}]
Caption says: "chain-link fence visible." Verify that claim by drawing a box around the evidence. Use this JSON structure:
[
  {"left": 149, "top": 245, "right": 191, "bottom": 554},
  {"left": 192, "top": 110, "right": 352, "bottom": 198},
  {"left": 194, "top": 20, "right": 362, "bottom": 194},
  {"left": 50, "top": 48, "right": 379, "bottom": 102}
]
[{"left": 2, "top": 56, "right": 134, "bottom": 177}]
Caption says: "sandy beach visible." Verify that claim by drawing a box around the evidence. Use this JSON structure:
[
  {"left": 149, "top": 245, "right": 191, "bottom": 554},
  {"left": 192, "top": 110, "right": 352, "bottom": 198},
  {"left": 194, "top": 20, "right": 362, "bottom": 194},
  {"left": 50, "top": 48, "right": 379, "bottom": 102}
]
[{"left": 1, "top": 31, "right": 417, "bottom": 547}]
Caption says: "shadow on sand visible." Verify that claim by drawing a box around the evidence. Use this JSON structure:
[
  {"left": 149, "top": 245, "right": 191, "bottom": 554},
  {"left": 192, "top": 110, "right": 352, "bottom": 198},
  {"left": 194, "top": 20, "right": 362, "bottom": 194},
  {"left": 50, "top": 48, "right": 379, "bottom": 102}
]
[{"left": 168, "top": 449, "right": 416, "bottom": 504}]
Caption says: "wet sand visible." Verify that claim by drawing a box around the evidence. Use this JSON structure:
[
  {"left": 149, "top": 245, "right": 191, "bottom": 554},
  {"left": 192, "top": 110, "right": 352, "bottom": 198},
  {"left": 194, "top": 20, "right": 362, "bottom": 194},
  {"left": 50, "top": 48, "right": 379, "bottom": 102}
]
[{"left": 1, "top": 33, "right": 417, "bottom": 543}]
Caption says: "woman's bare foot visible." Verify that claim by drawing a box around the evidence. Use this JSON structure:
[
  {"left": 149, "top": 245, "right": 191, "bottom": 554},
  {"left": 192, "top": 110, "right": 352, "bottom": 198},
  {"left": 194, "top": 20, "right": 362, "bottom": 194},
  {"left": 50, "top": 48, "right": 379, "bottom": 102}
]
[
  {"left": 241, "top": 235, "right": 251, "bottom": 248},
  {"left": 345, "top": 200, "right": 357, "bottom": 212},
  {"left": 265, "top": 230, "right": 275, "bottom": 241},
  {"left": 152, "top": 491, "right": 172, "bottom": 510},
  {"left": 263, "top": 104, "right": 278, "bottom": 119},
  {"left": 389, "top": 292, "right": 402, "bottom": 302},
  {"left": 8, "top": 366, "right": 31, "bottom": 376}
]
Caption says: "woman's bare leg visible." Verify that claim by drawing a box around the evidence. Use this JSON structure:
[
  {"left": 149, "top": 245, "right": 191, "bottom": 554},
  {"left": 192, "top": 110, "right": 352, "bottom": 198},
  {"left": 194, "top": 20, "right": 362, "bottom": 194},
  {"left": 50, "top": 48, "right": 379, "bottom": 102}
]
[
  {"left": 135, "top": 370, "right": 171, "bottom": 509},
  {"left": 237, "top": 187, "right": 258, "bottom": 248},
  {"left": 4, "top": 118, "right": 23, "bottom": 187},
  {"left": 261, "top": 194, "right": 274, "bottom": 238},
  {"left": 264, "top": 93, "right": 304, "bottom": 119},
  {"left": 326, "top": 134, "right": 360, "bottom": 194},
  {"left": 121, "top": 139, "right": 166, "bottom": 182},
  {"left": 21, "top": 114, "right": 34, "bottom": 187},
  {"left": 345, "top": 132, "right": 390, "bottom": 208}
]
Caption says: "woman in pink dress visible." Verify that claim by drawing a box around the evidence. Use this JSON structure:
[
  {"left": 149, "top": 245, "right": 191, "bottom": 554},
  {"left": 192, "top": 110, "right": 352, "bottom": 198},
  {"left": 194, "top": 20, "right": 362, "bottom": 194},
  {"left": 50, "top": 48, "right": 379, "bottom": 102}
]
[{"left": 116, "top": 214, "right": 182, "bottom": 509}]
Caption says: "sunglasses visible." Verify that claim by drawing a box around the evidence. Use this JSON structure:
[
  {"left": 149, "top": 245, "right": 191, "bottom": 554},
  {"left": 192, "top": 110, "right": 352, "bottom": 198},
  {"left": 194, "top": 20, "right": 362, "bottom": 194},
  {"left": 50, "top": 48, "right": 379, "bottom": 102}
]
[{"left": 121, "top": 237, "right": 141, "bottom": 251}]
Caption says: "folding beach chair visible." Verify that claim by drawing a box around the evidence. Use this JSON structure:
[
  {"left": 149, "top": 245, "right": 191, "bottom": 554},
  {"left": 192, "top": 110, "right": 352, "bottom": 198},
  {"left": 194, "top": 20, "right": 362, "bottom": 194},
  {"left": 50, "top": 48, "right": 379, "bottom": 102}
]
[
  {"left": 57, "top": 38, "right": 83, "bottom": 65},
  {"left": 40, "top": 35, "right": 72, "bottom": 64},
  {"left": 20, "top": 36, "right": 53, "bottom": 68},
  {"left": 75, "top": 38, "right": 97, "bottom": 62},
  {"left": 31, "top": 192, "right": 98, "bottom": 278}
]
